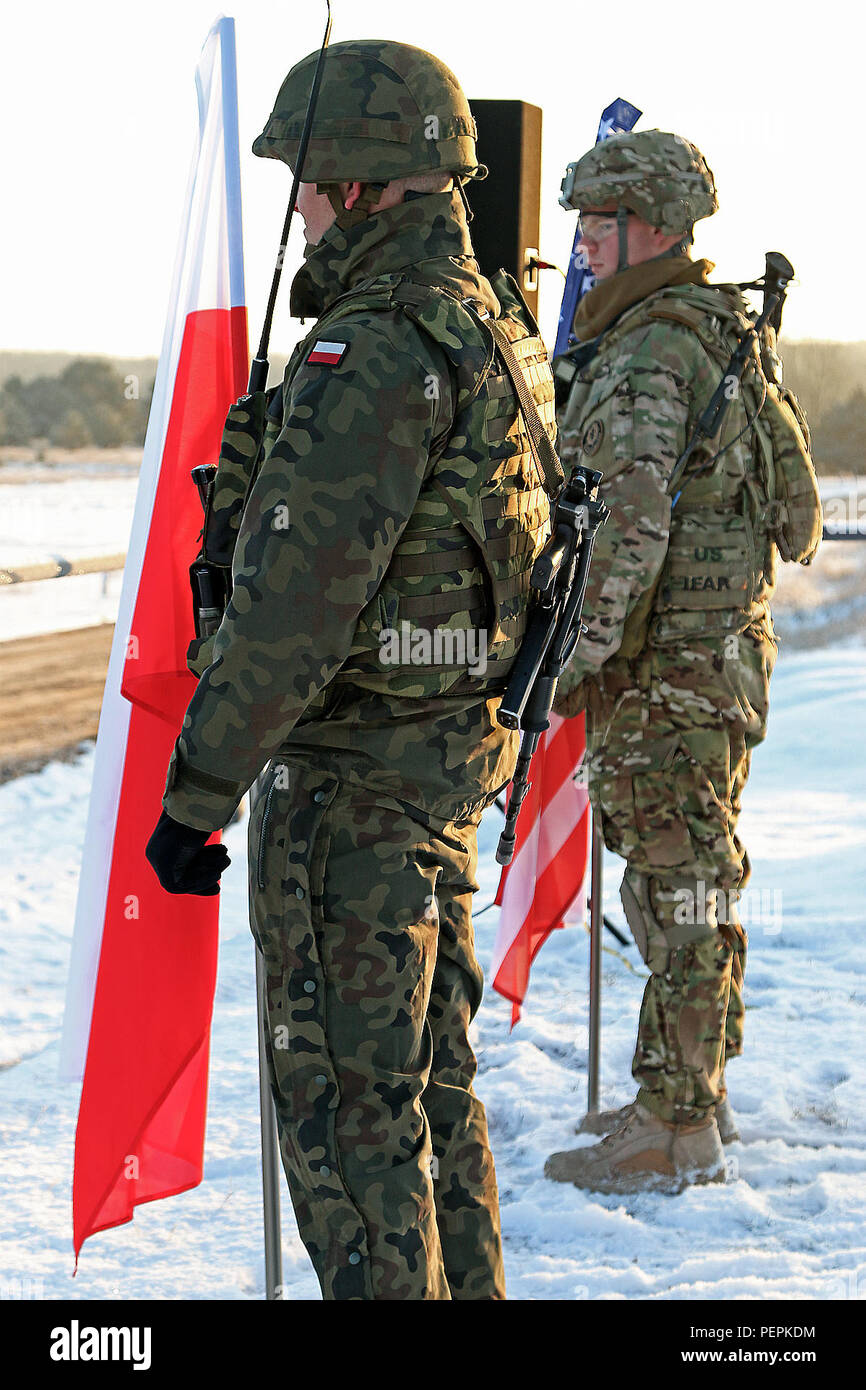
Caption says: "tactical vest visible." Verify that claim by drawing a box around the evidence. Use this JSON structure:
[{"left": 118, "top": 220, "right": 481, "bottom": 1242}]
[
  {"left": 191, "top": 269, "right": 556, "bottom": 698},
  {"left": 560, "top": 281, "right": 820, "bottom": 653}
]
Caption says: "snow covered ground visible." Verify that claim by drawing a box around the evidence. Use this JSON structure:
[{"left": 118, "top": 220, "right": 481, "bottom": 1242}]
[
  {"left": 0, "top": 470, "right": 138, "bottom": 570},
  {"left": 1, "top": 639, "right": 865, "bottom": 1301}
]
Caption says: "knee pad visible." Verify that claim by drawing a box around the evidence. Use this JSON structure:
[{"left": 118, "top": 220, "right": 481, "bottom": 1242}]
[{"left": 620, "top": 869, "right": 721, "bottom": 974}]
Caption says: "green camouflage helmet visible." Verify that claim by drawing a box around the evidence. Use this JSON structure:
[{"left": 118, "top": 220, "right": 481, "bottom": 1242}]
[
  {"left": 252, "top": 39, "right": 487, "bottom": 184},
  {"left": 560, "top": 129, "right": 718, "bottom": 235}
]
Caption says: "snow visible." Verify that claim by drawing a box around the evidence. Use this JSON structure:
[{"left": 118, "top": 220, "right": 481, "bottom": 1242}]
[
  {"left": 0, "top": 473, "right": 134, "bottom": 641},
  {"left": 0, "top": 473, "right": 138, "bottom": 570},
  {"left": 1, "top": 642, "right": 865, "bottom": 1301},
  {"left": 0, "top": 570, "right": 125, "bottom": 643}
]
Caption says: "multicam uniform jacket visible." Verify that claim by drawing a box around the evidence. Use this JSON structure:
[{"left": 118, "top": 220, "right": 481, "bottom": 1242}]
[{"left": 554, "top": 256, "right": 779, "bottom": 786}]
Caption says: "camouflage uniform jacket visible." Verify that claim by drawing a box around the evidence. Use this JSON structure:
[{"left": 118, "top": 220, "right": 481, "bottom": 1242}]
[
  {"left": 163, "top": 190, "right": 553, "bottom": 833},
  {"left": 555, "top": 257, "right": 778, "bottom": 774}
]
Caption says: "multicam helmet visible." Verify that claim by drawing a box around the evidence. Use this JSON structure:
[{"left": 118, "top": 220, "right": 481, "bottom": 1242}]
[
  {"left": 559, "top": 129, "right": 718, "bottom": 235},
  {"left": 253, "top": 39, "right": 486, "bottom": 185}
]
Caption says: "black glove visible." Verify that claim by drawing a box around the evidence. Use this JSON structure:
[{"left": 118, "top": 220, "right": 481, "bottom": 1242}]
[{"left": 146, "top": 810, "right": 230, "bottom": 896}]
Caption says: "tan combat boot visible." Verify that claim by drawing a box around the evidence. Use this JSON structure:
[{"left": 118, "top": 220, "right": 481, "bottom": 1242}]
[
  {"left": 548, "top": 1102, "right": 726, "bottom": 1194},
  {"left": 577, "top": 1094, "right": 740, "bottom": 1144}
]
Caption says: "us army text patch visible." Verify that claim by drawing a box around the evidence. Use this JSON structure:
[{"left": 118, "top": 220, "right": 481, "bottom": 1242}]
[{"left": 307, "top": 340, "right": 349, "bottom": 366}]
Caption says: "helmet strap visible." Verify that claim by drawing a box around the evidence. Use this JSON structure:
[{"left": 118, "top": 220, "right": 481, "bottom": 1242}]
[
  {"left": 615, "top": 207, "right": 630, "bottom": 273},
  {"left": 614, "top": 211, "right": 692, "bottom": 274},
  {"left": 456, "top": 178, "right": 474, "bottom": 223}
]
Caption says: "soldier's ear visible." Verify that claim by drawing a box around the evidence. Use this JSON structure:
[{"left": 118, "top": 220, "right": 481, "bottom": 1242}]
[{"left": 342, "top": 181, "right": 365, "bottom": 211}]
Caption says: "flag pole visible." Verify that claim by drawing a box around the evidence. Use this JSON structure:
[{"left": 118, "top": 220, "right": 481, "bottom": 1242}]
[
  {"left": 245, "top": 0, "right": 332, "bottom": 1303},
  {"left": 586, "top": 811, "right": 603, "bottom": 1116},
  {"left": 255, "top": 936, "right": 283, "bottom": 1299}
]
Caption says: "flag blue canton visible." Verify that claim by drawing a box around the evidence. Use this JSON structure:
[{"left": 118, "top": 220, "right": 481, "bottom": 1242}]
[{"left": 553, "top": 98, "right": 642, "bottom": 358}]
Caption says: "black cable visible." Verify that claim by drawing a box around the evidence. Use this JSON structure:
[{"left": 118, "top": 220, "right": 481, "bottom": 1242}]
[
  {"left": 253, "top": 2, "right": 333, "bottom": 375},
  {"left": 678, "top": 373, "right": 769, "bottom": 494}
]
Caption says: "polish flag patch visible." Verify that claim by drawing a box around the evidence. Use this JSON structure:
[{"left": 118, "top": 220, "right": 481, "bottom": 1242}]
[{"left": 307, "top": 339, "right": 349, "bottom": 366}]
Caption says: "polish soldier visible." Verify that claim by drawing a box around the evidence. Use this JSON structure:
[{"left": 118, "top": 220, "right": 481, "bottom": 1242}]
[
  {"left": 544, "top": 129, "right": 815, "bottom": 1193},
  {"left": 146, "top": 40, "right": 559, "bottom": 1298}
]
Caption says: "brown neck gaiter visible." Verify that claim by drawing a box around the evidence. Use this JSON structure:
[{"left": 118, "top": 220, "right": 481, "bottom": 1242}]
[{"left": 573, "top": 256, "right": 715, "bottom": 341}]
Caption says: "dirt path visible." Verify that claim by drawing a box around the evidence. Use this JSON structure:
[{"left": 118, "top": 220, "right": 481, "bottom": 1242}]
[{"left": 0, "top": 625, "right": 113, "bottom": 783}]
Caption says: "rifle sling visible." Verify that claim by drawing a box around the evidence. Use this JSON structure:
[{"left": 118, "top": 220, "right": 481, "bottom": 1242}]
[{"left": 487, "top": 319, "right": 565, "bottom": 498}]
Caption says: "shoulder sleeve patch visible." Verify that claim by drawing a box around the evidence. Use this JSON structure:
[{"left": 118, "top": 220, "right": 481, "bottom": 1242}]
[
  {"left": 307, "top": 340, "right": 349, "bottom": 366},
  {"left": 582, "top": 419, "right": 604, "bottom": 456}
]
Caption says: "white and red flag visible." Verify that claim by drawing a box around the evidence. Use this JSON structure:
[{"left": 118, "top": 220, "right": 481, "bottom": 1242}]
[
  {"left": 59, "top": 16, "right": 248, "bottom": 1263},
  {"left": 492, "top": 713, "right": 590, "bottom": 1025}
]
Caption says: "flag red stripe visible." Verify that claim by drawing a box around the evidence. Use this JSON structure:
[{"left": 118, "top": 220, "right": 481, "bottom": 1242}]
[
  {"left": 536, "top": 719, "right": 586, "bottom": 804},
  {"left": 308, "top": 350, "right": 343, "bottom": 364},
  {"left": 73, "top": 705, "right": 219, "bottom": 1255},
  {"left": 121, "top": 306, "right": 247, "bottom": 724},
  {"left": 73, "top": 306, "right": 247, "bottom": 1257}
]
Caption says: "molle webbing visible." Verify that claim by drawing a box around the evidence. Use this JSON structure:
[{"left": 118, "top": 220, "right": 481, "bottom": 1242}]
[
  {"left": 627, "top": 284, "right": 775, "bottom": 642},
  {"left": 322, "top": 272, "right": 556, "bottom": 694},
  {"left": 487, "top": 320, "right": 564, "bottom": 495}
]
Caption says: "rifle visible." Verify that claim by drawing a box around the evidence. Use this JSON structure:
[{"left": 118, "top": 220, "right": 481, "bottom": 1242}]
[{"left": 495, "top": 463, "right": 609, "bottom": 866}]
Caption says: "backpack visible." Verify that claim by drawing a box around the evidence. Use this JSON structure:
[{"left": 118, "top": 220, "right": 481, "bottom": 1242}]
[{"left": 753, "top": 328, "right": 822, "bottom": 564}]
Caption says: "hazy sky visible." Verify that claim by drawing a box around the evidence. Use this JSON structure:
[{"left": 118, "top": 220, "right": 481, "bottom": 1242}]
[{"left": 6, "top": 0, "right": 863, "bottom": 359}]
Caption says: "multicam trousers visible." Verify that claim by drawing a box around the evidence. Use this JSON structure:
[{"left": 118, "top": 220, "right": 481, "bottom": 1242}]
[
  {"left": 586, "top": 624, "right": 776, "bottom": 1126},
  {"left": 248, "top": 756, "right": 505, "bottom": 1301}
]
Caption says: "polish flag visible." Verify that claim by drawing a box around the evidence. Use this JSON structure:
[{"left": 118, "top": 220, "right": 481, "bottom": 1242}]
[
  {"left": 59, "top": 16, "right": 248, "bottom": 1263},
  {"left": 492, "top": 713, "right": 590, "bottom": 1025},
  {"left": 307, "top": 339, "right": 348, "bottom": 365}
]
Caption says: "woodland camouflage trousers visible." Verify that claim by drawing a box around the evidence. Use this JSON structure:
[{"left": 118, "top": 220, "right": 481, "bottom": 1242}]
[{"left": 248, "top": 756, "right": 505, "bottom": 1301}]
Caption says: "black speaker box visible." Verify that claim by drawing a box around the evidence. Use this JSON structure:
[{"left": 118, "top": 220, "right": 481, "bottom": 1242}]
[{"left": 467, "top": 100, "right": 543, "bottom": 316}]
